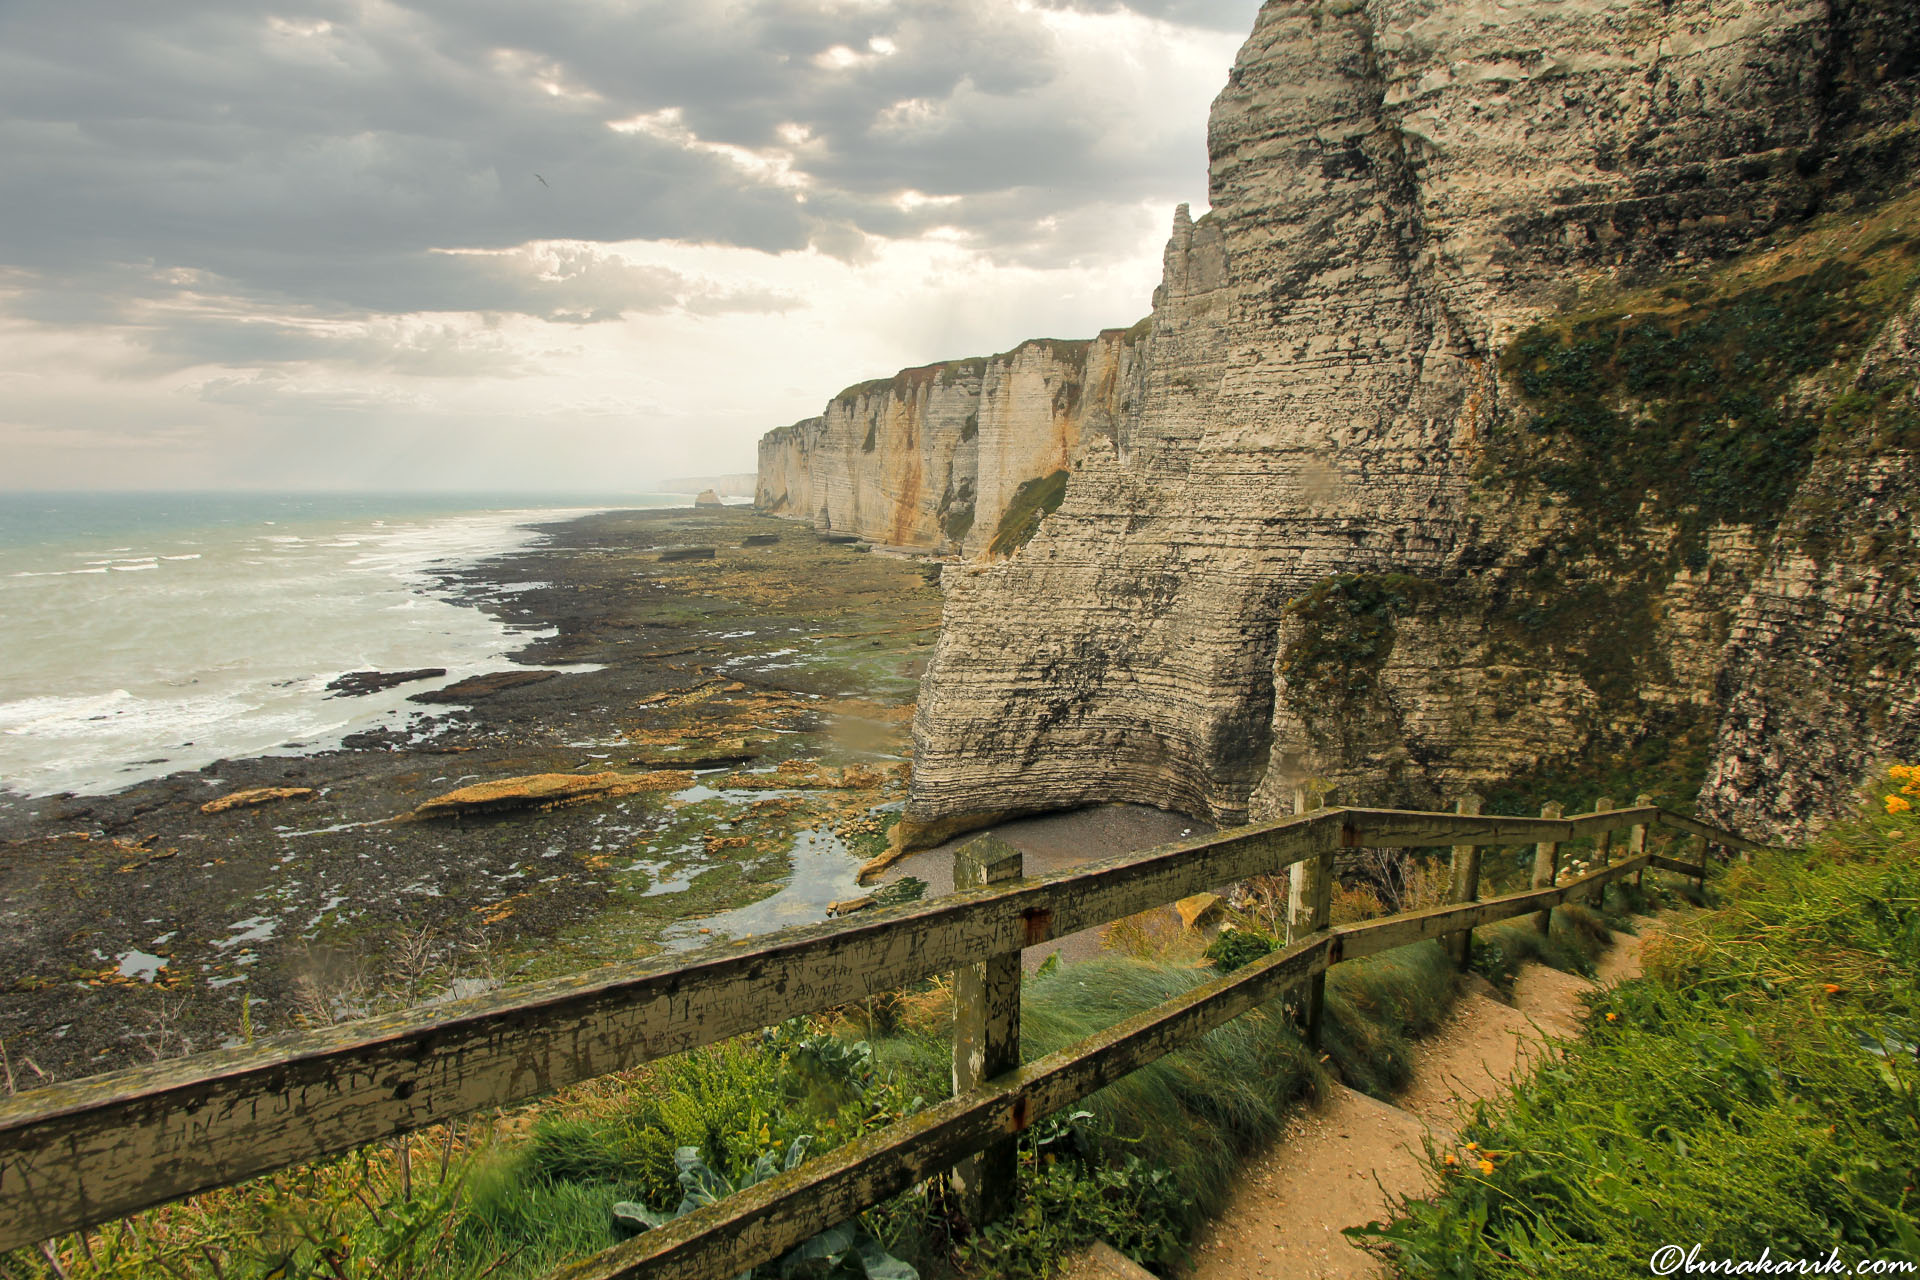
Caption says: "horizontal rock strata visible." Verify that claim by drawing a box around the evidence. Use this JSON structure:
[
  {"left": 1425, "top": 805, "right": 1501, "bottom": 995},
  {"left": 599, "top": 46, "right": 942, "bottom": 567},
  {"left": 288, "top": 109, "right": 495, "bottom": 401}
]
[
  {"left": 901, "top": 0, "right": 1920, "bottom": 845},
  {"left": 757, "top": 331, "right": 1144, "bottom": 556}
]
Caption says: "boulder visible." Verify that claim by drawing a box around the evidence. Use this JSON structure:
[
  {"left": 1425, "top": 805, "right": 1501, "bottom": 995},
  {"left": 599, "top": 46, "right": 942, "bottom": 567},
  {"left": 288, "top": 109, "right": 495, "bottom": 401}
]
[{"left": 1176, "top": 893, "right": 1226, "bottom": 931}]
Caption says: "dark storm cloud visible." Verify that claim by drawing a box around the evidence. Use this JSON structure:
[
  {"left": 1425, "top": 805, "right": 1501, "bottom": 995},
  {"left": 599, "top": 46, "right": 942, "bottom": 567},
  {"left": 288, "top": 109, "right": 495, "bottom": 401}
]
[{"left": 0, "top": 0, "right": 1258, "bottom": 359}]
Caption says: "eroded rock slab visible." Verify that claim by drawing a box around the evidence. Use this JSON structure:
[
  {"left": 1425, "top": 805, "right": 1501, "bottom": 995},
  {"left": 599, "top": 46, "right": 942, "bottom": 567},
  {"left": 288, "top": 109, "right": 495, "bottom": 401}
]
[
  {"left": 406, "top": 771, "right": 692, "bottom": 820},
  {"left": 325, "top": 668, "right": 446, "bottom": 697},
  {"left": 199, "top": 787, "right": 316, "bottom": 815},
  {"left": 408, "top": 670, "right": 560, "bottom": 703}
]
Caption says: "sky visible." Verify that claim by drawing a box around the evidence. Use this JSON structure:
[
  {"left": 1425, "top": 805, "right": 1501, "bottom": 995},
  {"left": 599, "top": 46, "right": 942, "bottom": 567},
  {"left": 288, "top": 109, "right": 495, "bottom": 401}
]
[{"left": 0, "top": 0, "right": 1263, "bottom": 492}]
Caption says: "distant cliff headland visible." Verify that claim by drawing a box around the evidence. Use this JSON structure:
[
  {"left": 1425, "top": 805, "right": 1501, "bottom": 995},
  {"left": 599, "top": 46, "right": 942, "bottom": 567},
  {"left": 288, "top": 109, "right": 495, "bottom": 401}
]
[
  {"left": 758, "top": 0, "right": 1920, "bottom": 849},
  {"left": 756, "top": 328, "right": 1146, "bottom": 556}
]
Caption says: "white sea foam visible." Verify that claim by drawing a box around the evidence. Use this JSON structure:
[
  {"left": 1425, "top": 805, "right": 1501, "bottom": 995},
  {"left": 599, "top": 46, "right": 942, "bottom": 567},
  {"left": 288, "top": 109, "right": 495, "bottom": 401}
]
[{"left": 0, "top": 496, "right": 670, "bottom": 797}]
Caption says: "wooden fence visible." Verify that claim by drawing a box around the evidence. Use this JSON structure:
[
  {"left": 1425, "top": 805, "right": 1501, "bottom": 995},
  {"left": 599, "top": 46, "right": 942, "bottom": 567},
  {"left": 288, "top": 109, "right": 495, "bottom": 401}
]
[{"left": 0, "top": 795, "right": 1779, "bottom": 1277}]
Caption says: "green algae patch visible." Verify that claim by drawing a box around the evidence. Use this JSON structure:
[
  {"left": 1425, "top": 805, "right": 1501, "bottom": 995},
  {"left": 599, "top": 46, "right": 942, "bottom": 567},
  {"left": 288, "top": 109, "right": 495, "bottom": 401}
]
[{"left": 988, "top": 469, "right": 1071, "bottom": 557}]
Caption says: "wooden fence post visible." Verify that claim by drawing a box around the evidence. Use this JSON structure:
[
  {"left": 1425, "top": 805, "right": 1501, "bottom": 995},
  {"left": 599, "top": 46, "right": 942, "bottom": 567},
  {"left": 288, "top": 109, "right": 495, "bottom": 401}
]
[
  {"left": 1694, "top": 835, "right": 1711, "bottom": 897},
  {"left": 1531, "top": 801, "right": 1563, "bottom": 936},
  {"left": 1630, "top": 793, "right": 1651, "bottom": 888},
  {"left": 1445, "top": 793, "right": 1483, "bottom": 968},
  {"left": 1286, "top": 786, "right": 1334, "bottom": 1043},
  {"left": 1589, "top": 796, "right": 1615, "bottom": 907},
  {"left": 950, "top": 837, "right": 1024, "bottom": 1227}
]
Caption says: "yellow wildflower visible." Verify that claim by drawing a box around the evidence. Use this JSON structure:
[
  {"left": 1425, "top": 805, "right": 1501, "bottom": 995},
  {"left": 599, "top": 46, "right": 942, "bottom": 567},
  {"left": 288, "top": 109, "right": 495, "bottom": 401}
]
[
  {"left": 1889, "top": 794, "right": 1913, "bottom": 815},
  {"left": 1465, "top": 1142, "right": 1478, "bottom": 1152},
  {"left": 1478, "top": 1158, "right": 1496, "bottom": 1176},
  {"left": 1823, "top": 983, "right": 1841, "bottom": 994},
  {"left": 1605, "top": 1011, "right": 1618, "bottom": 1022},
  {"left": 1443, "top": 1153, "right": 1459, "bottom": 1167}
]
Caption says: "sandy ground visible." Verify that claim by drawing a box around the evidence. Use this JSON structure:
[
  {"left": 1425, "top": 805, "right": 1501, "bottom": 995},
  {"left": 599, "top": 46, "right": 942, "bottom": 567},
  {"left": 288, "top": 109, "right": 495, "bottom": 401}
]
[{"left": 1168, "top": 924, "right": 1653, "bottom": 1280}]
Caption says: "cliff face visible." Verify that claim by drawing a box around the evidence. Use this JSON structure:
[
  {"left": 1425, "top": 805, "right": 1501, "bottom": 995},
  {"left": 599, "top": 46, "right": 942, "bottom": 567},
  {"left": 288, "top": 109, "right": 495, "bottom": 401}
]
[
  {"left": 1704, "top": 278, "right": 1920, "bottom": 838},
  {"left": 755, "top": 331, "right": 1142, "bottom": 555},
  {"left": 903, "top": 0, "right": 1920, "bottom": 846}
]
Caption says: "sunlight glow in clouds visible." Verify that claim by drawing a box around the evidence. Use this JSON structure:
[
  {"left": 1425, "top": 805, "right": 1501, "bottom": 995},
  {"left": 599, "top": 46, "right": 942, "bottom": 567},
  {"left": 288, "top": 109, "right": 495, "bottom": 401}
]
[{"left": 0, "top": 0, "right": 1263, "bottom": 491}]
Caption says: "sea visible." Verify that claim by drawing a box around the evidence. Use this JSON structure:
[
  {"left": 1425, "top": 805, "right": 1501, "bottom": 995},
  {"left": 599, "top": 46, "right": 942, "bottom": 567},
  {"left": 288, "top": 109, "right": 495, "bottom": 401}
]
[{"left": 0, "top": 492, "right": 696, "bottom": 799}]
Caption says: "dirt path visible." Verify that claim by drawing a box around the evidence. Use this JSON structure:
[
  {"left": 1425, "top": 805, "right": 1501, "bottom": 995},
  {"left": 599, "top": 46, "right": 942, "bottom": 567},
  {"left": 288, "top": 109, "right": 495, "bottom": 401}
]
[{"left": 1174, "top": 925, "right": 1652, "bottom": 1280}]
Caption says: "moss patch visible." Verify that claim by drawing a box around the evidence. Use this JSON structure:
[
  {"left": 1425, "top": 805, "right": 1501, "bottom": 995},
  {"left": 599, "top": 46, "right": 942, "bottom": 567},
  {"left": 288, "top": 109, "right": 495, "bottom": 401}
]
[
  {"left": 987, "top": 469, "right": 1070, "bottom": 557},
  {"left": 1492, "top": 189, "right": 1920, "bottom": 550},
  {"left": 1278, "top": 573, "right": 1433, "bottom": 705}
]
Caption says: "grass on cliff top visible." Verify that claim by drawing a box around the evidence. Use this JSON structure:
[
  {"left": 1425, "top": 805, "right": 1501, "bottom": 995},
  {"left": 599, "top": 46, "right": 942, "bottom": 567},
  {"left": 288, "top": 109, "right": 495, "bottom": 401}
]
[{"left": 1354, "top": 769, "right": 1920, "bottom": 1279}]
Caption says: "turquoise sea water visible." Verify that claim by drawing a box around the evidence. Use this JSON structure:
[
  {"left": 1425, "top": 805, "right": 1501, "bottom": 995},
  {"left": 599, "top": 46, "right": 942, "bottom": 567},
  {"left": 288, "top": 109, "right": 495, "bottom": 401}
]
[{"left": 0, "top": 492, "right": 688, "bottom": 798}]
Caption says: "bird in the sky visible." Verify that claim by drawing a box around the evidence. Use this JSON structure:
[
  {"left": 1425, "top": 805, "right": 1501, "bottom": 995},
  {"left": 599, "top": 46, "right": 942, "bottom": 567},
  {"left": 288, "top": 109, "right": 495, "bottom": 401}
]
[{"left": 535, "top": 173, "right": 549, "bottom": 188}]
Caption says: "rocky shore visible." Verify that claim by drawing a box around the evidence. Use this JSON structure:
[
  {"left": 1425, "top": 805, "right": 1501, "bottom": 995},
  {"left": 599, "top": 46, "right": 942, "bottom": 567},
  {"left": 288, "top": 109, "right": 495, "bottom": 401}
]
[{"left": 0, "top": 507, "right": 940, "bottom": 1086}]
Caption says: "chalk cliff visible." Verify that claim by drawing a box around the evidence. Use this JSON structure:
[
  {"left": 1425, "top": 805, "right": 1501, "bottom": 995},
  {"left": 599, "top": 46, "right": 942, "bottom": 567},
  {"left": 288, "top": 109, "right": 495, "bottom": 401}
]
[
  {"left": 756, "top": 330, "right": 1143, "bottom": 555},
  {"left": 897, "top": 0, "right": 1920, "bottom": 846}
]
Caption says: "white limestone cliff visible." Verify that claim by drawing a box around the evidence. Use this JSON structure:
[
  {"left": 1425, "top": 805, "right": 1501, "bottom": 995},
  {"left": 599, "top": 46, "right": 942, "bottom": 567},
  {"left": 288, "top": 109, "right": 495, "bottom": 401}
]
[{"left": 898, "top": 0, "right": 1920, "bottom": 846}]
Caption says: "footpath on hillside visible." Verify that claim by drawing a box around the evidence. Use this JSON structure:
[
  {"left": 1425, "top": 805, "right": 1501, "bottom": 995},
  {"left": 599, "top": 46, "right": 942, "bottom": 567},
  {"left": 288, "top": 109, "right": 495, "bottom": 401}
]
[
  {"left": 1069, "top": 923, "right": 1653, "bottom": 1280},
  {"left": 1197, "top": 928, "right": 1649, "bottom": 1280}
]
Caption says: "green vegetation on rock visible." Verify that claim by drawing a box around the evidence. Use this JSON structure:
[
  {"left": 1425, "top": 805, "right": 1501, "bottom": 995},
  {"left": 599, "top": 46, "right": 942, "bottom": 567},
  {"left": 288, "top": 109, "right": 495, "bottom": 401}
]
[
  {"left": 938, "top": 358, "right": 988, "bottom": 388},
  {"left": 1493, "top": 192, "right": 1920, "bottom": 555},
  {"left": 1450, "top": 190, "right": 1920, "bottom": 808},
  {"left": 1278, "top": 574, "right": 1433, "bottom": 704},
  {"left": 987, "top": 469, "right": 1070, "bottom": 558}
]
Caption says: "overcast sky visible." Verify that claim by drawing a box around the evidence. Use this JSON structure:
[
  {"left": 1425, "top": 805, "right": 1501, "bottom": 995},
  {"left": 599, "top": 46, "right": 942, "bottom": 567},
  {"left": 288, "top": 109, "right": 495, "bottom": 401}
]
[{"left": 0, "top": 0, "right": 1261, "bottom": 492}]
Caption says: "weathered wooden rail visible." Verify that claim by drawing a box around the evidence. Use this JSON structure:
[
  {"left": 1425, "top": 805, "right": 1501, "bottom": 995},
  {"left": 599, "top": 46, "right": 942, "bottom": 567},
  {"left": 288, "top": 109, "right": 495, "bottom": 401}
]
[{"left": 0, "top": 797, "right": 1778, "bottom": 1274}]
